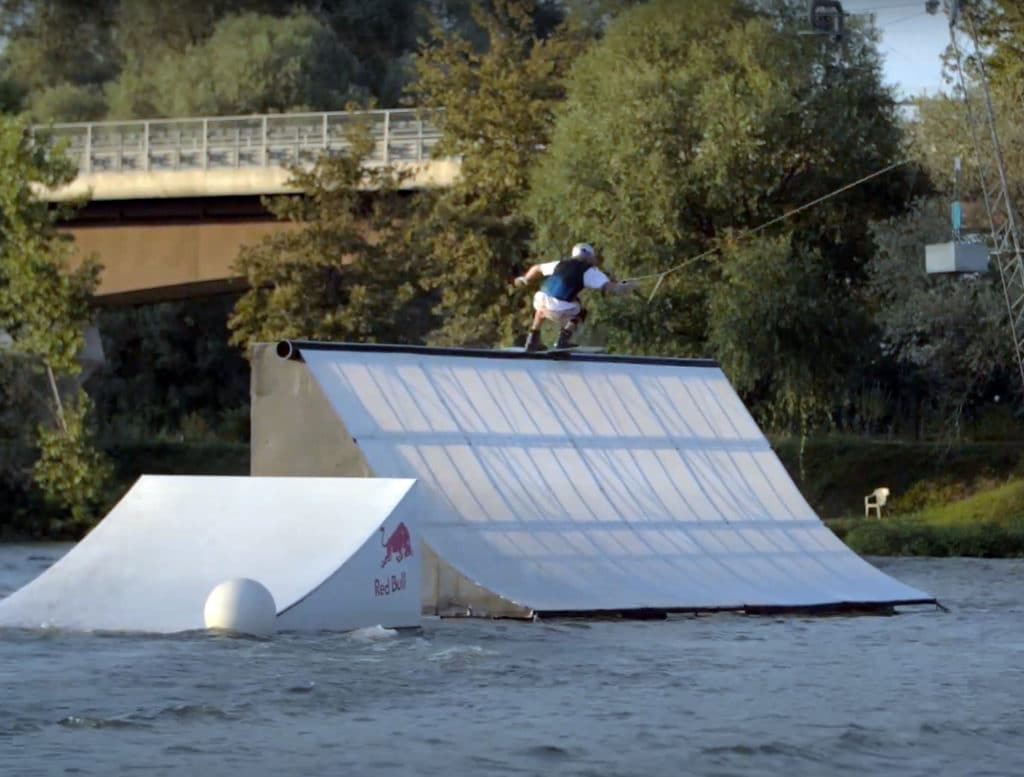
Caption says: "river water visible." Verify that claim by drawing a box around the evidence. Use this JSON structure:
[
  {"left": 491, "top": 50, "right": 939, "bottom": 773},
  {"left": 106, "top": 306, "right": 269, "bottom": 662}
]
[{"left": 1, "top": 545, "right": 1021, "bottom": 777}]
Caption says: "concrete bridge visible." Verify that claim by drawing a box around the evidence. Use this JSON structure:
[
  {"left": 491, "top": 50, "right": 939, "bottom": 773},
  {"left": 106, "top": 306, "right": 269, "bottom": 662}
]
[{"left": 42, "top": 109, "right": 457, "bottom": 304}]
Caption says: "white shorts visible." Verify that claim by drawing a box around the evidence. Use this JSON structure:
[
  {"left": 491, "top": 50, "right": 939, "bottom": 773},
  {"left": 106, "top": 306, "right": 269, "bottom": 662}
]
[{"left": 533, "top": 291, "right": 581, "bottom": 324}]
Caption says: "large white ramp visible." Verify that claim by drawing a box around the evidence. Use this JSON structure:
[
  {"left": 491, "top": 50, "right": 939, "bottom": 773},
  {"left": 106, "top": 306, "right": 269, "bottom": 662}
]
[
  {"left": 276, "top": 342, "right": 934, "bottom": 614},
  {"left": 0, "top": 476, "right": 422, "bottom": 633}
]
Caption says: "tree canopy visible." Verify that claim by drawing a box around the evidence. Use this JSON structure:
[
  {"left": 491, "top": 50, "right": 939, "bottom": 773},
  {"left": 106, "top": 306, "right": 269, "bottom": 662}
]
[
  {"left": 524, "top": 0, "right": 915, "bottom": 425},
  {"left": 0, "top": 0, "right": 487, "bottom": 121},
  {"left": 0, "top": 116, "right": 110, "bottom": 526},
  {"left": 409, "top": 0, "right": 579, "bottom": 346},
  {"left": 107, "top": 11, "right": 365, "bottom": 119},
  {"left": 228, "top": 122, "right": 432, "bottom": 351}
]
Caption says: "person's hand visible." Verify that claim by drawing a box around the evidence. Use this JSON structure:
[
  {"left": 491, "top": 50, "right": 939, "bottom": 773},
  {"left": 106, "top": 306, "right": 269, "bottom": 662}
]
[{"left": 513, "top": 275, "right": 529, "bottom": 287}]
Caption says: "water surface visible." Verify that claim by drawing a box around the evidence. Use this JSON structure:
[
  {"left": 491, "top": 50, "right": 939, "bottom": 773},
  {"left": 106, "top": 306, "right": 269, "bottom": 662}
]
[{"left": 1, "top": 546, "right": 1021, "bottom": 776}]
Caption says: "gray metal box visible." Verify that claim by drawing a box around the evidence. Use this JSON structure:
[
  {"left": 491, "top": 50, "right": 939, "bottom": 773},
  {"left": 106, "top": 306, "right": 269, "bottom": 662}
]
[{"left": 925, "top": 241, "right": 990, "bottom": 274}]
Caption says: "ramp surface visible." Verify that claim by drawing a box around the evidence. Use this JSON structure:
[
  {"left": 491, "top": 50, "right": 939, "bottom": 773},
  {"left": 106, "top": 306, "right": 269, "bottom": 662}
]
[
  {"left": 0, "top": 476, "right": 421, "bottom": 633},
  {"left": 292, "top": 343, "right": 934, "bottom": 613}
]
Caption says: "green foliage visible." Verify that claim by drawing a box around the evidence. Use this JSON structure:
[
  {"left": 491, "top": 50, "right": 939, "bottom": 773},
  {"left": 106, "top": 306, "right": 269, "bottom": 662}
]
[
  {"left": 317, "top": 0, "right": 430, "bottom": 106},
  {"left": 0, "top": 115, "right": 111, "bottom": 525},
  {"left": 410, "top": 0, "right": 579, "bottom": 346},
  {"left": 89, "top": 297, "right": 250, "bottom": 440},
  {"left": 112, "top": 0, "right": 281, "bottom": 72},
  {"left": 33, "top": 390, "right": 113, "bottom": 529},
  {"left": 866, "top": 198, "right": 1010, "bottom": 422},
  {"left": 107, "top": 11, "right": 364, "bottom": 118},
  {"left": 771, "top": 434, "right": 1024, "bottom": 518},
  {"left": 228, "top": 122, "right": 432, "bottom": 351},
  {"left": 23, "top": 83, "right": 108, "bottom": 123},
  {"left": 892, "top": 477, "right": 976, "bottom": 515},
  {"left": 839, "top": 518, "right": 1024, "bottom": 558},
  {"left": 526, "top": 0, "right": 912, "bottom": 370},
  {"left": 965, "top": 0, "right": 1024, "bottom": 92},
  {"left": 1, "top": 0, "right": 119, "bottom": 95},
  {"left": 0, "top": 118, "right": 97, "bottom": 370},
  {"left": 708, "top": 234, "right": 870, "bottom": 431},
  {"left": 837, "top": 472, "right": 1024, "bottom": 557},
  {"left": 5, "top": 0, "right": 479, "bottom": 121},
  {"left": 909, "top": 2, "right": 1024, "bottom": 213}
]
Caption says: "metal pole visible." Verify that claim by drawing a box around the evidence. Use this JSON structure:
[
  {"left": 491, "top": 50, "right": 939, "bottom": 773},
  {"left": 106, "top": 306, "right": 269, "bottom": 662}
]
[
  {"left": 46, "top": 364, "right": 67, "bottom": 435},
  {"left": 84, "top": 124, "right": 92, "bottom": 174},
  {"left": 262, "top": 115, "right": 268, "bottom": 166}
]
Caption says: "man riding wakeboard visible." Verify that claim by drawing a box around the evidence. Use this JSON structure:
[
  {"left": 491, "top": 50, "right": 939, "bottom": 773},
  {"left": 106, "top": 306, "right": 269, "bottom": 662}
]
[{"left": 513, "top": 242, "right": 638, "bottom": 351}]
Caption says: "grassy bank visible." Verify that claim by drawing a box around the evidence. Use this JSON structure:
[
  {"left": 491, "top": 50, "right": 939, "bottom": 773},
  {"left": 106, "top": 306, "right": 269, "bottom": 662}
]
[{"left": 772, "top": 436, "right": 1024, "bottom": 557}]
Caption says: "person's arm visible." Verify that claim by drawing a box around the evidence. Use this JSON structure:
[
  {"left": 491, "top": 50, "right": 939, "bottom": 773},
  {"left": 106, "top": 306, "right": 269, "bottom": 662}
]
[
  {"left": 601, "top": 279, "right": 639, "bottom": 296},
  {"left": 514, "top": 263, "right": 552, "bottom": 286},
  {"left": 583, "top": 266, "right": 638, "bottom": 296}
]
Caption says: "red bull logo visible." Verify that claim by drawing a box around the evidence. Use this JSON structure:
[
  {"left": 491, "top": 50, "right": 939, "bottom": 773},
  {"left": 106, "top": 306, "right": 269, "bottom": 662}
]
[{"left": 380, "top": 522, "right": 413, "bottom": 568}]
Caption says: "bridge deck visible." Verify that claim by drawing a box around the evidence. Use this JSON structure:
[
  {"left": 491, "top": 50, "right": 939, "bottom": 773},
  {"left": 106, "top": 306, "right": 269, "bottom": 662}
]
[{"left": 37, "top": 108, "right": 458, "bottom": 200}]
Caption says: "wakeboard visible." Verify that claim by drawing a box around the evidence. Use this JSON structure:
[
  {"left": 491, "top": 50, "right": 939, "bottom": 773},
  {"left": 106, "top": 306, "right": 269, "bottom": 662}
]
[{"left": 502, "top": 345, "right": 606, "bottom": 355}]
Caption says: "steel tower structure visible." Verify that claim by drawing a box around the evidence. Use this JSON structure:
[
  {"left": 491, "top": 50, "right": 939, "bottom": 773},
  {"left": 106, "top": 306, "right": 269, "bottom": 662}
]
[{"left": 946, "top": 0, "right": 1024, "bottom": 390}]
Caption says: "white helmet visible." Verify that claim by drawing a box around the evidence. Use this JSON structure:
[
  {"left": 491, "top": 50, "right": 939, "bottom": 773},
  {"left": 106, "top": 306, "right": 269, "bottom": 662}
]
[{"left": 571, "top": 242, "right": 596, "bottom": 261}]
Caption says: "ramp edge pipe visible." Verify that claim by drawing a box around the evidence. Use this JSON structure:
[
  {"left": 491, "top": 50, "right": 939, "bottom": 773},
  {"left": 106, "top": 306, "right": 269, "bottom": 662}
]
[
  {"left": 276, "top": 340, "right": 304, "bottom": 361},
  {"left": 275, "top": 339, "right": 721, "bottom": 368}
]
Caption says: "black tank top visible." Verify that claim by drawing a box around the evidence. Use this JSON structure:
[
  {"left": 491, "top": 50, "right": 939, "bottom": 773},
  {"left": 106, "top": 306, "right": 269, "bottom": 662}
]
[{"left": 541, "top": 259, "right": 590, "bottom": 301}]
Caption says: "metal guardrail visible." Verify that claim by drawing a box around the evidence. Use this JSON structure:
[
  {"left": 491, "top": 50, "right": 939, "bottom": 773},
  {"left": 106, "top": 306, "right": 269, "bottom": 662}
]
[{"left": 41, "top": 108, "right": 443, "bottom": 175}]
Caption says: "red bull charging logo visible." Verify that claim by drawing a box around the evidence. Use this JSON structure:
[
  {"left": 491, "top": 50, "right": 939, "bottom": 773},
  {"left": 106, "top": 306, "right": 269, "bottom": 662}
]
[
  {"left": 380, "top": 522, "right": 413, "bottom": 567},
  {"left": 374, "top": 522, "right": 412, "bottom": 598}
]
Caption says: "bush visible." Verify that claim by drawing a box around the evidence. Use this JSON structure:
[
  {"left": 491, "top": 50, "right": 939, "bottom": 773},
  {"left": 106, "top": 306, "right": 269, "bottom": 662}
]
[{"left": 842, "top": 518, "right": 1024, "bottom": 557}]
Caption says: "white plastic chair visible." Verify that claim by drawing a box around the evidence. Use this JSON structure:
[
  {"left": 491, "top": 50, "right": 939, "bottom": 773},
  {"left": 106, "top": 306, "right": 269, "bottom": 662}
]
[{"left": 864, "top": 487, "right": 890, "bottom": 519}]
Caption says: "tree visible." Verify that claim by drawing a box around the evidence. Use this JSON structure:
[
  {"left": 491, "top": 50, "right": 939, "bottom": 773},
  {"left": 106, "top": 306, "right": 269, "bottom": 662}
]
[
  {"left": 409, "top": 0, "right": 579, "bottom": 346},
  {"left": 0, "top": 116, "right": 111, "bottom": 528},
  {"left": 107, "top": 10, "right": 365, "bottom": 119},
  {"left": 866, "top": 198, "right": 1011, "bottom": 433},
  {"left": 966, "top": 0, "right": 1024, "bottom": 92},
  {"left": 909, "top": 1, "right": 1024, "bottom": 224},
  {"left": 24, "top": 83, "right": 108, "bottom": 122},
  {"left": 1, "top": 0, "right": 119, "bottom": 93},
  {"left": 524, "top": 0, "right": 914, "bottom": 416},
  {"left": 707, "top": 233, "right": 873, "bottom": 435},
  {"left": 90, "top": 297, "right": 251, "bottom": 440},
  {"left": 228, "top": 122, "right": 432, "bottom": 351}
]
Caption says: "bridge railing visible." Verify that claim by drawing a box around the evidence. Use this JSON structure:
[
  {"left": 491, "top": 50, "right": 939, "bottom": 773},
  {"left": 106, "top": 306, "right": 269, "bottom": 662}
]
[{"left": 41, "top": 109, "right": 443, "bottom": 175}]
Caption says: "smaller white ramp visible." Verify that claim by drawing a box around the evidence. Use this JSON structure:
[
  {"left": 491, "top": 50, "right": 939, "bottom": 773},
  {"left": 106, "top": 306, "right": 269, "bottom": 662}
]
[{"left": 0, "top": 476, "right": 421, "bottom": 634}]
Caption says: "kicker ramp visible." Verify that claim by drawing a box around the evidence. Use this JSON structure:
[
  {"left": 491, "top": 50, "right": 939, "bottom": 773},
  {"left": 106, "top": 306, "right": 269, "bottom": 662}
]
[
  {"left": 252, "top": 342, "right": 935, "bottom": 616},
  {"left": 0, "top": 476, "right": 421, "bottom": 633}
]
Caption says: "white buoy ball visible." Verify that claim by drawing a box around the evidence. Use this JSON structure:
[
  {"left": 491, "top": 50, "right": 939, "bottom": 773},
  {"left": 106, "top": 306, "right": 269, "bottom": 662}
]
[{"left": 203, "top": 578, "right": 277, "bottom": 637}]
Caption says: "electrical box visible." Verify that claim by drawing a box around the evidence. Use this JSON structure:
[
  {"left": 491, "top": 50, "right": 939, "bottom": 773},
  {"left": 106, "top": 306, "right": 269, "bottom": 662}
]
[{"left": 925, "top": 241, "right": 990, "bottom": 274}]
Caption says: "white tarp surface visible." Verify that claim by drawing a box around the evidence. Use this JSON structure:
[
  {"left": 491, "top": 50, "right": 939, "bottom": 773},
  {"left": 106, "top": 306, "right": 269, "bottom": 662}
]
[
  {"left": 301, "top": 347, "right": 934, "bottom": 612},
  {"left": 0, "top": 476, "right": 421, "bottom": 633}
]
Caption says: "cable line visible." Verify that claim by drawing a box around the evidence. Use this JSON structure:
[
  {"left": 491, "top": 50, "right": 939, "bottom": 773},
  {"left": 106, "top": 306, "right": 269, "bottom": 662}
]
[{"left": 626, "top": 158, "right": 911, "bottom": 302}]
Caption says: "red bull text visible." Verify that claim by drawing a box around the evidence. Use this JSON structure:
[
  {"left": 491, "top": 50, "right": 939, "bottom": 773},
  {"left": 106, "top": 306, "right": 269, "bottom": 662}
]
[
  {"left": 374, "top": 571, "right": 407, "bottom": 597},
  {"left": 375, "top": 522, "right": 413, "bottom": 597}
]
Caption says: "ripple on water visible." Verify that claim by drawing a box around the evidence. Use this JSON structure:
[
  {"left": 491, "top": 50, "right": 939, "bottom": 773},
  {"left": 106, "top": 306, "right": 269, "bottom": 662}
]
[
  {"left": 428, "top": 645, "right": 496, "bottom": 663},
  {"left": 58, "top": 715, "right": 151, "bottom": 731},
  {"left": 0, "top": 719, "right": 44, "bottom": 737},
  {"left": 521, "top": 743, "right": 576, "bottom": 759},
  {"left": 2, "top": 554, "right": 1024, "bottom": 777}
]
